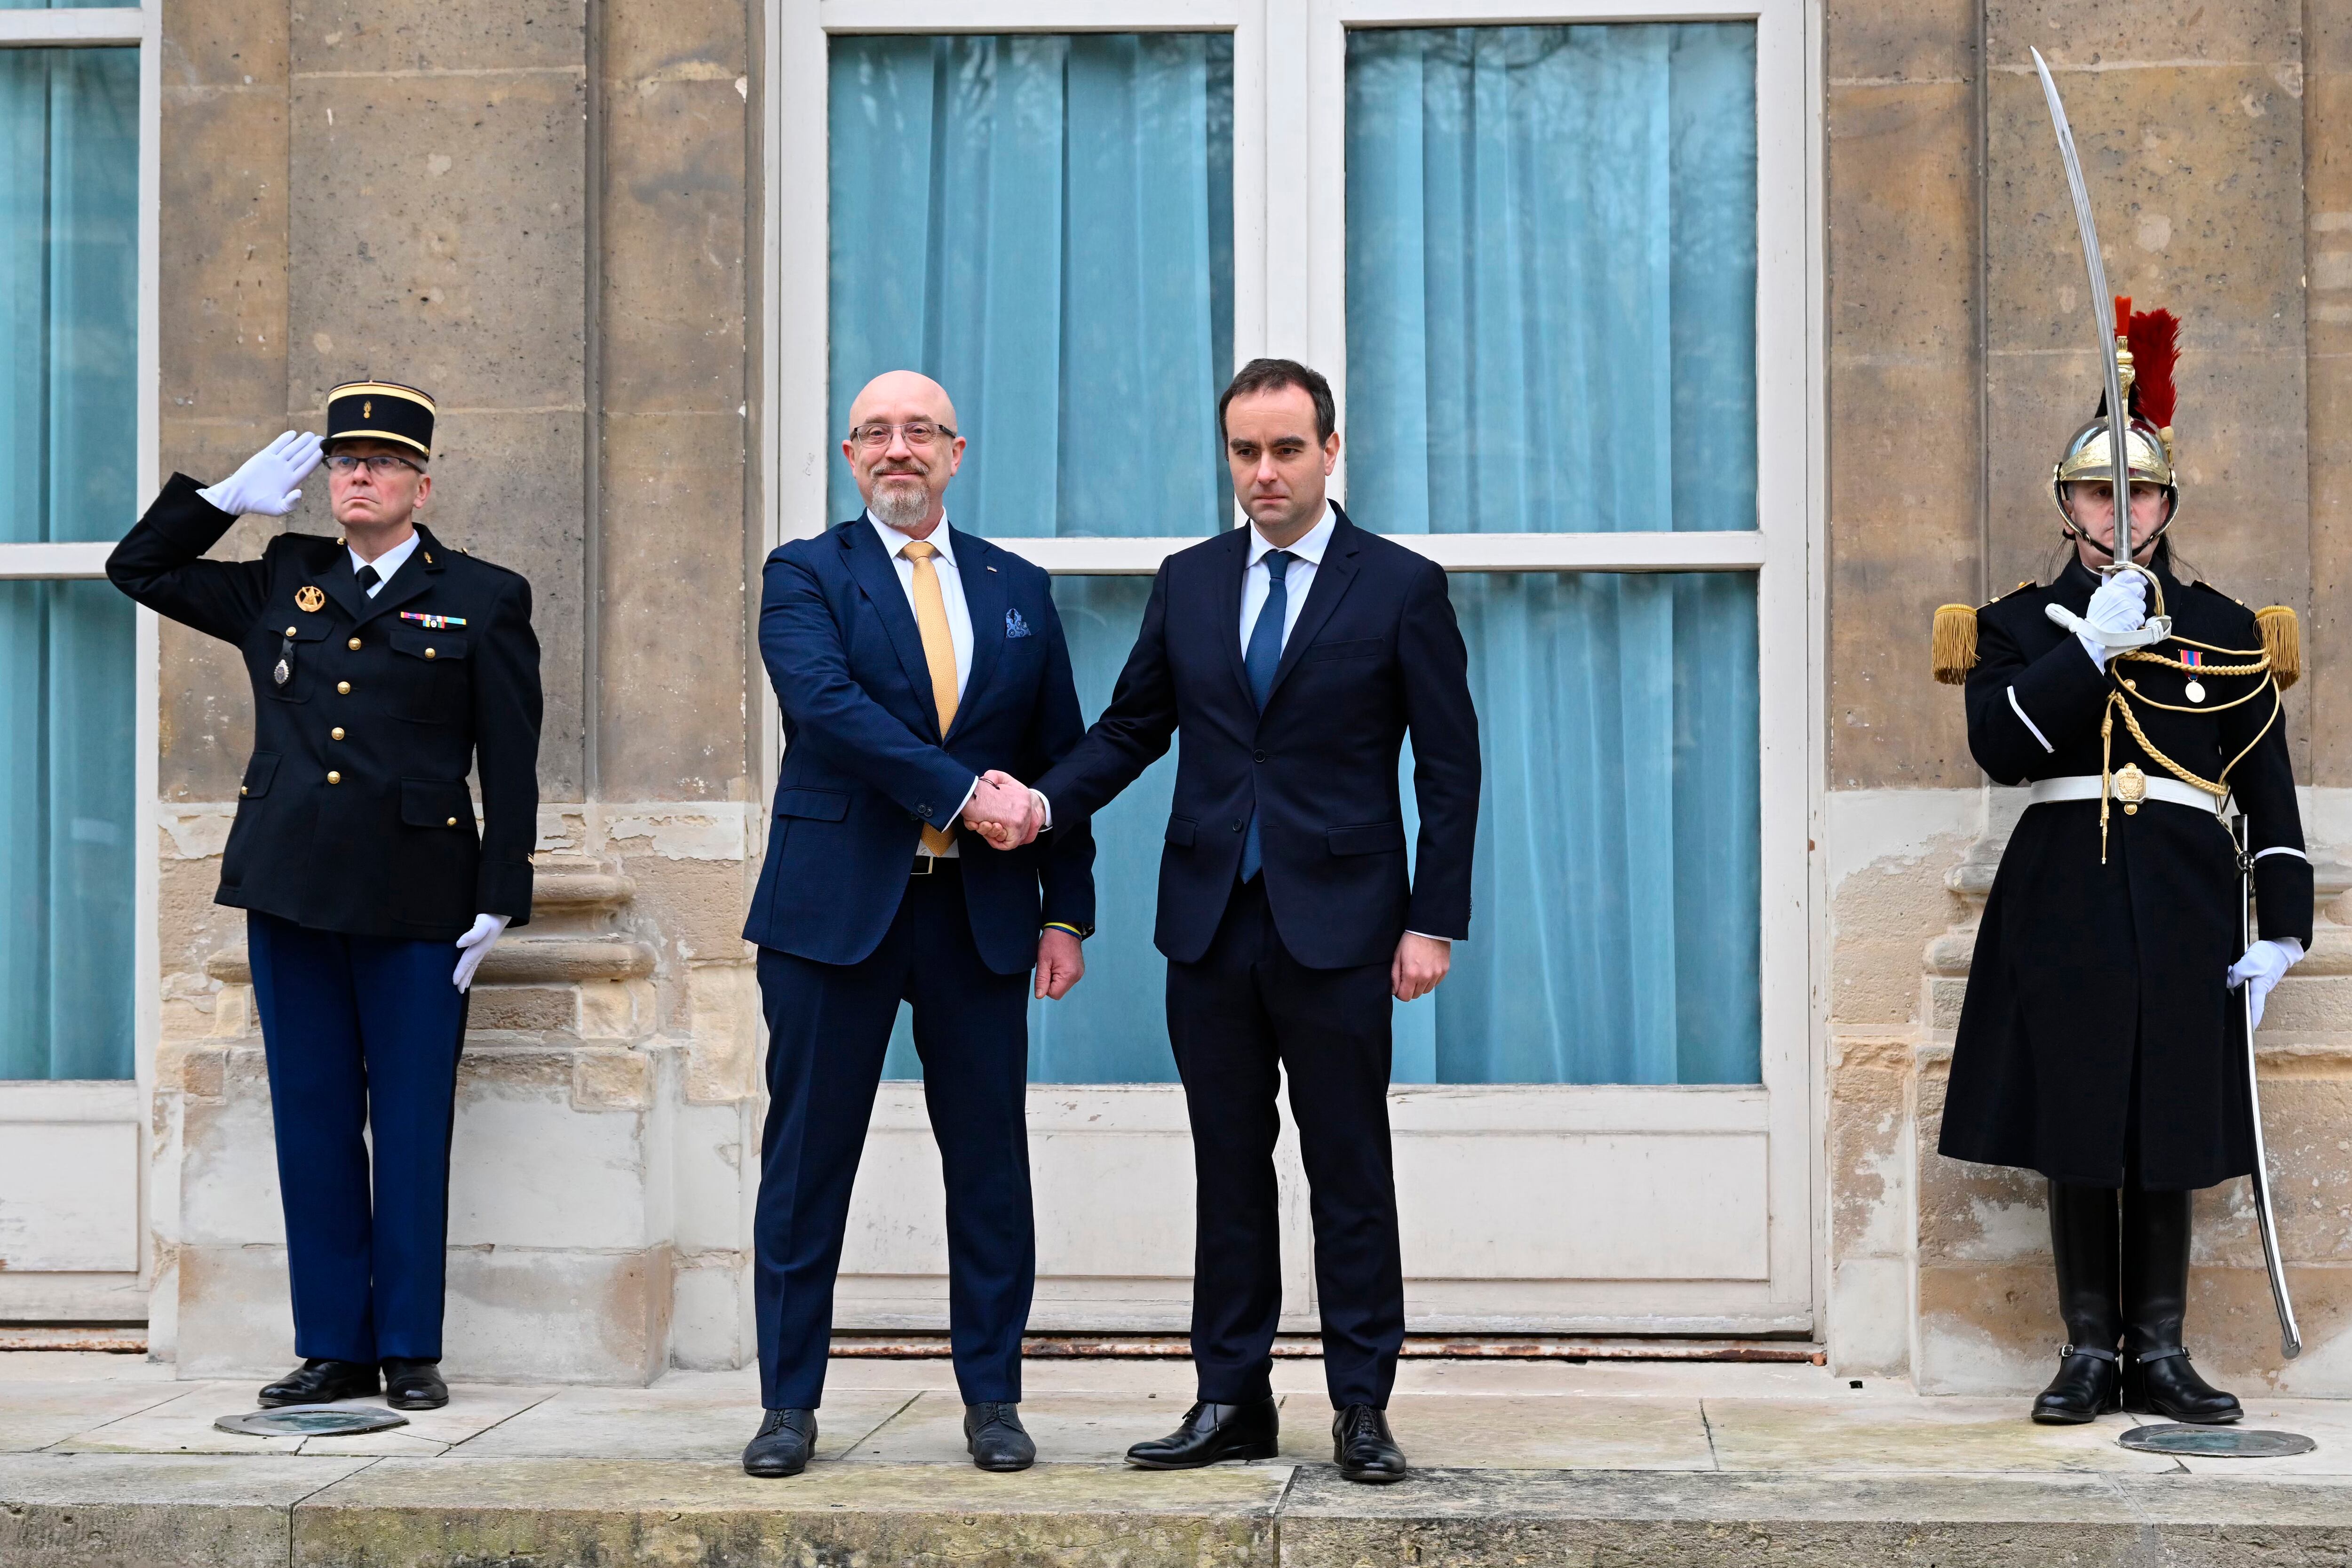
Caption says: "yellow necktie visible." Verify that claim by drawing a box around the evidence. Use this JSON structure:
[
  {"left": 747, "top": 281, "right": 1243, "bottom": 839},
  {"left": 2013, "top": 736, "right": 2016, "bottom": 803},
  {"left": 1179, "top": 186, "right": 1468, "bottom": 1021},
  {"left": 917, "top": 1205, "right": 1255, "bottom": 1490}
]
[{"left": 902, "top": 539, "right": 959, "bottom": 854}]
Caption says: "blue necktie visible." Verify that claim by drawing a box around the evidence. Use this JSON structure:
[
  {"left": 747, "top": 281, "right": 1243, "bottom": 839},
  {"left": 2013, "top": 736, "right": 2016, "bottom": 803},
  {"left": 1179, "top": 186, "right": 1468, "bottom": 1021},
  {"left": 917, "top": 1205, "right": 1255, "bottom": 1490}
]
[{"left": 1240, "top": 549, "right": 1295, "bottom": 882}]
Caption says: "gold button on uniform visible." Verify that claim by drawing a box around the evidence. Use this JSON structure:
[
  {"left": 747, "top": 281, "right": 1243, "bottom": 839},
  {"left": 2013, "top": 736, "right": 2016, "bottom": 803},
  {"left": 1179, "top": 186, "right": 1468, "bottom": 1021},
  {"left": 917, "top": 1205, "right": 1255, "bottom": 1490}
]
[
  {"left": 348, "top": 637, "right": 361, "bottom": 651},
  {"left": 285, "top": 625, "right": 296, "bottom": 636},
  {"left": 337, "top": 681, "right": 351, "bottom": 694},
  {"left": 446, "top": 816, "right": 458, "bottom": 827},
  {"left": 424, "top": 647, "right": 437, "bottom": 660},
  {"left": 330, "top": 727, "right": 344, "bottom": 741},
  {"left": 239, "top": 785, "right": 248, "bottom": 796},
  {"left": 326, "top": 771, "right": 342, "bottom": 784}
]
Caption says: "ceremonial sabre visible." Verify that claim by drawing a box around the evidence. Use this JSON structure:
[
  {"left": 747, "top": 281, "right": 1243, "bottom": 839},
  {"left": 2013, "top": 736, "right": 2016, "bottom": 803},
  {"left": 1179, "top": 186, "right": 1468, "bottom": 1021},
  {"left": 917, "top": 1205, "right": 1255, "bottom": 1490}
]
[
  {"left": 2030, "top": 47, "right": 2169, "bottom": 649},
  {"left": 2233, "top": 812, "right": 2304, "bottom": 1358}
]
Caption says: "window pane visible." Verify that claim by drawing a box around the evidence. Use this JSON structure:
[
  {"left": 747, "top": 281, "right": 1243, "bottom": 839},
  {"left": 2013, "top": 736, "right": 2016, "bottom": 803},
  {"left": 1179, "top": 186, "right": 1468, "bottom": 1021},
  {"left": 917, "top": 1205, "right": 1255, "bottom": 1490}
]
[
  {"left": 885, "top": 571, "right": 1758, "bottom": 1086},
  {"left": 1343, "top": 24, "right": 1757, "bottom": 535},
  {"left": 0, "top": 47, "right": 139, "bottom": 545},
  {"left": 0, "top": 581, "right": 135, "bottom": 1080},
  {"left": 828, "top": 33, "right": 1234, "bottom": 539}
]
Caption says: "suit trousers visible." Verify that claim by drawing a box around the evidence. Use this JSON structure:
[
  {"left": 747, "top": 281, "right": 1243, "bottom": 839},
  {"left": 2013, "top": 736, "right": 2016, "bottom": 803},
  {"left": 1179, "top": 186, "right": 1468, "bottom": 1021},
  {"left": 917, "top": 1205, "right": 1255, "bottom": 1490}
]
[
  {"left": 1168, "top": 876, "right": 1404, "bottom": 1409},
  {"left": 245, "top": 910, "right": 469, "bottom": 1364},
  {"left": 753, "top": 868, "right": 1034, "bottom": 1410}
]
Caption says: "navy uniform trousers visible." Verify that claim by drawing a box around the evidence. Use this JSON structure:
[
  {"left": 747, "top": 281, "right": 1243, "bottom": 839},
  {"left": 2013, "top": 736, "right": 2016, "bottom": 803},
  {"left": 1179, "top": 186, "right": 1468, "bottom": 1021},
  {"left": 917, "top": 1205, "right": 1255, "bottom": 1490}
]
[
  {"left": 246, "top": 911, "right": 468, "bottom": 1363},
  {"left": 753, "top": 864, "right": 1033, "bottom": 1411}
]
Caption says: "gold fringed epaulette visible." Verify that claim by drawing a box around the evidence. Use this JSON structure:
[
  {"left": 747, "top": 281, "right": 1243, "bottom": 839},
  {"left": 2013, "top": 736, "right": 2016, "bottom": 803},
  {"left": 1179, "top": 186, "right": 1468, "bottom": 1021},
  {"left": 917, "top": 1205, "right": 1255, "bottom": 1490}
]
[
  {"left": 2257, "top": 605, "right": 2301, "bottom": 690},
  {"left": 1932, "top": 604, "right": 1978, "bottom": 685}
]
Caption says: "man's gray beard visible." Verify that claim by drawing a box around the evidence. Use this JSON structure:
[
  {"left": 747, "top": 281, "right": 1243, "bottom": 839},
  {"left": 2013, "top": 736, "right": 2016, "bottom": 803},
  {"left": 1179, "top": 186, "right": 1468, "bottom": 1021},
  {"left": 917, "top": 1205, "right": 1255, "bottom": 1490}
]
[{"left": 869, "top": 481, "right": 932, "bottom": 532}]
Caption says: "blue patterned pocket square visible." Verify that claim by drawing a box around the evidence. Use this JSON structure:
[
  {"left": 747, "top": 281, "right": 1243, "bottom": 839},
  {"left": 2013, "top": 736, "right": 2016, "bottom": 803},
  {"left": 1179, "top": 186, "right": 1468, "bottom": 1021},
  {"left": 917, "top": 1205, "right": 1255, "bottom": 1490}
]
[{"left": 1005, "top": 608, "right": 1033, "bottom": 639}]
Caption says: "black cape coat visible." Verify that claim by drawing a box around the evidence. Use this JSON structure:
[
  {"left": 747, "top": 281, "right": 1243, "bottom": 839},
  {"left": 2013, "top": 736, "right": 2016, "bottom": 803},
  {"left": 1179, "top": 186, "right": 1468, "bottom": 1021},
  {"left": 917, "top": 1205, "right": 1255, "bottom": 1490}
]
[
  {"left": 108, "top": 474, "right": 542, "bottom": 942},
  {"left": 1938, "top": 556, "right": 2311, "bottom": 1191}
]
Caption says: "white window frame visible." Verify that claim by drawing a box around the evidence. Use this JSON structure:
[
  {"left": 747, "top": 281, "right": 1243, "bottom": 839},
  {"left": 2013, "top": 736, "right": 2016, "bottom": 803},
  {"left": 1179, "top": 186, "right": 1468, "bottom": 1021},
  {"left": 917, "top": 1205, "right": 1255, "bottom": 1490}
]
[
  {"left": 767, "top": 0, "right": 1823, "bottom": 1319},
  {"left": 0, "top": 4, "right": 162, "bottom": 1302}
]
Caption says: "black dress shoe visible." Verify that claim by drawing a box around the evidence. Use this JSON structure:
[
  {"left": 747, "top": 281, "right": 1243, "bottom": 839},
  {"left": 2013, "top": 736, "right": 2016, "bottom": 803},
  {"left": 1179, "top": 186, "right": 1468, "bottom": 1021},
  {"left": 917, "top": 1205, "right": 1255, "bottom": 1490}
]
[
  {"left": 380, "top": 1358, "right": 448, "bottom": 1411},
  {"left": 1125, "top": 1397, "right": 1279, "bottom": 1468},
  {"left": 964, "top": 1401, "right": 1036, "bottom": 1472},
  {"left": 2120, "top": 1185, "right": 2241, "bottom": 1424},
  {"left": 1332, "top": 1405, "right": 1408, "bottom": 1483},
  {"left": 2031, "top": 1344, "right": 2121, "bottom": 1424},
  {"left": 258, "top": 1358, "right": 381, "bottom": 1408},
  {"left": 743, "top": 1408, "right": 818, "bottom": 1478}
]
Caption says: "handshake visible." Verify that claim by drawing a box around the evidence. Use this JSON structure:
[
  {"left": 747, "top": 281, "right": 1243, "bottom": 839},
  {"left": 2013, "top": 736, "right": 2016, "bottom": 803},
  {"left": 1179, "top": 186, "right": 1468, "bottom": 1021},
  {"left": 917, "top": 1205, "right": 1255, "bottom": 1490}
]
[{"left": 962, "top": 770, "right": 1046, "bottom": 850}]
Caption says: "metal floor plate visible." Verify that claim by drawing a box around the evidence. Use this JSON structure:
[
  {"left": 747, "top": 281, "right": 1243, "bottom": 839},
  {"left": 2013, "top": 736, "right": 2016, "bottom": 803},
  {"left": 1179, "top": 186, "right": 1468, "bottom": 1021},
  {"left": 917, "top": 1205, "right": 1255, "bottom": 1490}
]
[
  {"left": 215, "top": 1404, "right": 410, "bottom": 1437},
  {"left": 2118, "top": 1424, "right": 2316, "bottom": 1457}
]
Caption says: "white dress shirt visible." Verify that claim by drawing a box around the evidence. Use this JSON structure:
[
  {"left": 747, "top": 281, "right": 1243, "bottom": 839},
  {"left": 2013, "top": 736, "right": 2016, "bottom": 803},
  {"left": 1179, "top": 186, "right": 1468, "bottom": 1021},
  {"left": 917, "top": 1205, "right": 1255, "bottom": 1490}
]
[
  {"left": 1240, "top": 503, "right": 1335, "bottom": 654},
  {"left": 351, "top": 530, "right": 421, "bottom": 597},
  {"left": 869, "top": 511, "right": 978, "bottom": 852}
]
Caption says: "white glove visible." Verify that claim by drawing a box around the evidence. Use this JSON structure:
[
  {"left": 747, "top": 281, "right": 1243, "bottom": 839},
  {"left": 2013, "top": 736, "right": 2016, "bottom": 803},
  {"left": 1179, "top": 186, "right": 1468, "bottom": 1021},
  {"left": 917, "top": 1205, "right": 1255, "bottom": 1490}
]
[
  {"left": 198, "top": 430, "right": 324, "bottom": 518},
  {"left": 453, "top": 913, "right": 510, "bottom": 993},
  {"left": 2227, "top": 937, "right": 2304, "bottom": 1032},
  {"left": 2077, "top": 571, "right": 2148, "bottom": 669}
]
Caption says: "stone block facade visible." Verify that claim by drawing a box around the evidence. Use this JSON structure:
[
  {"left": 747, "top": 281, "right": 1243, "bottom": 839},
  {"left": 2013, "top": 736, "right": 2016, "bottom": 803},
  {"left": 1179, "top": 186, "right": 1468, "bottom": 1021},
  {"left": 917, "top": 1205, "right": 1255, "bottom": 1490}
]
[{"left": 118, "top": 0, "right": 2352, "bottom": 1388}]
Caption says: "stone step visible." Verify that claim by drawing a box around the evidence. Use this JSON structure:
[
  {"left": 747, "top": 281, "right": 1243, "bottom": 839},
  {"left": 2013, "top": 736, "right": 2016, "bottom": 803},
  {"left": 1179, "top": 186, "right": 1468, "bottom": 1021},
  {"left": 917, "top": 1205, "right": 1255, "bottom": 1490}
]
[{"left": 7, "top": 1453, "right": 2351, "bottom": 1568}]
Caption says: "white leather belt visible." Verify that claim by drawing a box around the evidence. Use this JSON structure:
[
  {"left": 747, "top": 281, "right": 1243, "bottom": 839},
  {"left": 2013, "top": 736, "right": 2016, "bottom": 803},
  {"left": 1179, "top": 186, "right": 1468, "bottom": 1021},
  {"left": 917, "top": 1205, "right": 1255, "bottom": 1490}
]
[{"left": 2028, "top": 773, "right": 2226, "bottom": 816}]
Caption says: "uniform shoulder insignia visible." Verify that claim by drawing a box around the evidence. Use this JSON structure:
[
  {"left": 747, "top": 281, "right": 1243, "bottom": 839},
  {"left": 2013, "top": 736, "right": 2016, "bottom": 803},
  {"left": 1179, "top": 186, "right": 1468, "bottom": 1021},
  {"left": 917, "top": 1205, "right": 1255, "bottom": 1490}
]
[{"left": 1997, "top": 579, "right": 2037, "bottom": 602}]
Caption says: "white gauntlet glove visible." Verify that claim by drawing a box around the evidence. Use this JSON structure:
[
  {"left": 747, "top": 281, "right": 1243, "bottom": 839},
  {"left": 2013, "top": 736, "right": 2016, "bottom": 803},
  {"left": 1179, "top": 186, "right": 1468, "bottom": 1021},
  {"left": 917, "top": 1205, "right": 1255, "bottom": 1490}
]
[
  {"left": 453, "top": 914, "right": 510, "bottom": 994},
  {"left": 2227, "top": 937, "right": 2304, "bottom": 1032},
  {"left": 199, "top": 430, "right": 324, "bottom": 519},
  {"left": 2077, "top": 572, "right": 2148, "bottom": 669}
]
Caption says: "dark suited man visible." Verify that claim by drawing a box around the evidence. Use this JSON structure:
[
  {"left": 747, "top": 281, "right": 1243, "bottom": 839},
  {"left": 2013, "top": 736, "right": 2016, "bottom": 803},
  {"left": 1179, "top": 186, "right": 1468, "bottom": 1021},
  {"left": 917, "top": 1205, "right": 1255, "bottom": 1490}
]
[
  {"left": 739, "top": 370, "right": 1094, "bottom": 1478},
  {"left": 1022, "top": 358, "right": 1478, "bottom": 1483}
]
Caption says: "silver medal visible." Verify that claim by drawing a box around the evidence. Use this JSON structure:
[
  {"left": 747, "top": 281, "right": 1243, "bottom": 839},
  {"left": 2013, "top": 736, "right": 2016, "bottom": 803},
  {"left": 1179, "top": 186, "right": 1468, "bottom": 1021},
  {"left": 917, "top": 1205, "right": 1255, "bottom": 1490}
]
[
  {"left": 273, "top": 657, "right": 290, "bottom": 686},
  {"left": 2185, "top": 679, "right": 2205, "bottom": 704}
]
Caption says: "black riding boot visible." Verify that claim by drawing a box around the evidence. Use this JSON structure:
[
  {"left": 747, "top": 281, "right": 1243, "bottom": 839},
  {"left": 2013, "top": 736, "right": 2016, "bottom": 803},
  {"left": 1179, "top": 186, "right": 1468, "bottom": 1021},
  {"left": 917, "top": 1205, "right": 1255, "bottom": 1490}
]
[
  {"left": 2032, "top": 1180, "right": 2122, "bottom": 1424},
  {"left": 2120, "top": 1184, "right": 2242, "bottom": 1424}
]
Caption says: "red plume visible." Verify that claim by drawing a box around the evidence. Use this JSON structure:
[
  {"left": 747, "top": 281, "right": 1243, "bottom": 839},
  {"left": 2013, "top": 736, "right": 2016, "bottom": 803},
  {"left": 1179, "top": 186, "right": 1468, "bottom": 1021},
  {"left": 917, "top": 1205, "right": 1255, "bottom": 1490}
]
[{"left": 2126, "top": 308, "right": 2179, "bottom": 430}]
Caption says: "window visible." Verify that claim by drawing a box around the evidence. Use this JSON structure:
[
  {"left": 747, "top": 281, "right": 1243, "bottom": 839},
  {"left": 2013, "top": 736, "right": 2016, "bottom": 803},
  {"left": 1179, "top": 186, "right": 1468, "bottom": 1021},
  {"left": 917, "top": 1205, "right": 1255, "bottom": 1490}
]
[
  {"left": 777, "top": 0, "right": 1805, "bottom": 1090},
  {"left": 0, "top": 5, "right": 148, "bottom": 1082}
]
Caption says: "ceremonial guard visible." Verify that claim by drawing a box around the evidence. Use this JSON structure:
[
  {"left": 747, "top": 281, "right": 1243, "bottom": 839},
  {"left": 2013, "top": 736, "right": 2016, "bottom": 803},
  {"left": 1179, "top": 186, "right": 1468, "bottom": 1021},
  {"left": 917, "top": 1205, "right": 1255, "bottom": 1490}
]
[
  {"left": 107, "top": 384, "right": 542, "bottom": 1412},
  {"left": 1933, "top": 305, "right": 2311, "bottom": 1426}
]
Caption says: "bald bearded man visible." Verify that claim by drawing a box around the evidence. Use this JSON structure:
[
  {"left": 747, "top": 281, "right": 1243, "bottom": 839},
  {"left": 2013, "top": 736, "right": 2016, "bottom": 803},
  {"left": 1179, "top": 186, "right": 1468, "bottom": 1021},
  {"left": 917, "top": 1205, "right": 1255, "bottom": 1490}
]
[{"left": 738, "top": 372, "right": 1096, "bottom": 1477}]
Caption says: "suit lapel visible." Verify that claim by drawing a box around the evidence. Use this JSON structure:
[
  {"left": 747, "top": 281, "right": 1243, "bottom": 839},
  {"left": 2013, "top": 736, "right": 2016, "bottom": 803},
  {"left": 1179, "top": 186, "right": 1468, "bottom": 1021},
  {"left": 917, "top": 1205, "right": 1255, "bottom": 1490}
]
[
  {"left": 317, "top": 546, "right": 369, "bottom": 623},
  {"left": 1216, "top": 524, "right": 1254, "bottom": 706},
  {"left": 353, "top": 525, "right": 445, "bottom": 627},
  {"left": 1265, "top": 506, "right": 1364, "bottom": 702},
  {"left": 947, "top": 527, "right": 1005, "bottom": 744},
  {"left": 842, "top": 518, "right": 946, "bottom": 742}
]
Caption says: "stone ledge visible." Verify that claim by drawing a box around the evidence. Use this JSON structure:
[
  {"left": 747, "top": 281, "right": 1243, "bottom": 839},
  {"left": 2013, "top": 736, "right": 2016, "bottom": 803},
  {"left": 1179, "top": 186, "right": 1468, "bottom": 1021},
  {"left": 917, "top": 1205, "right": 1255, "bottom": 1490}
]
[
  {"left": 8, "top": 1456, "right": 2352, "bottom": 1568},
  {"left": 205, "top": 937, "right": 655, "bottom": 986}
]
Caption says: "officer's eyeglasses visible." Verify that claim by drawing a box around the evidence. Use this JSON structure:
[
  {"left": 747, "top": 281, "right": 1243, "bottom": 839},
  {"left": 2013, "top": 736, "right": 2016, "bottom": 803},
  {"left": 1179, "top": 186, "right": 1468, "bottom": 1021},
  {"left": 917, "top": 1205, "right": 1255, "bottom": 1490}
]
[
  {"left": 325, "top": 454, "right": 424, "bottom": 476},
  {"left": 849, "top": 421, "right": 955, "bottom": 451}
]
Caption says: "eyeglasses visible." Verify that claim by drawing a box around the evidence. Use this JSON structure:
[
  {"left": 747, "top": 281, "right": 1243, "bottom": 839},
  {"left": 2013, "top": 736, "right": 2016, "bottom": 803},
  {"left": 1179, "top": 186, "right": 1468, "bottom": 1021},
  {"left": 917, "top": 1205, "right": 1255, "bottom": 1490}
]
[
  {"left": 325, "top": 453, "right": 424, "bottom": 476},
  {"left": 849, "top": 421, "right": 956, "bottom": 451}
]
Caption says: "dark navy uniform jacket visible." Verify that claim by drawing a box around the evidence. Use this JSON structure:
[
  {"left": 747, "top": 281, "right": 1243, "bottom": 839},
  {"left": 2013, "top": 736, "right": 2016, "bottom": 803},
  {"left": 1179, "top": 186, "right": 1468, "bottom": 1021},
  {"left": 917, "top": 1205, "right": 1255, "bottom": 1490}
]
[
  {"left": 1940, "top": 556, "right": 2309, "bottom": 1189},
  {"left": 742, "top": 517, "right": 1095, "bottom": 976},
  {"left": 1033, "top": 506, "right": 1480, "bottom": 971},
  {"left": 109, "top": 474, "right": 542, "bottom": 942}
]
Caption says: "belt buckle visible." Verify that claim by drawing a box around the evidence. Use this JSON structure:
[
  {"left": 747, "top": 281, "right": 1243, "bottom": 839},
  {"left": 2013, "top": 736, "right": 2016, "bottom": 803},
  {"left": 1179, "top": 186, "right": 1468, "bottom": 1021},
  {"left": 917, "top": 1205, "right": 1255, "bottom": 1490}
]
[
  {"left": 912, "top": 853, "right": 936, "bottom": 876},
  {"left": 2114, "top": 763, "right": 2147, "bottom": 816}
]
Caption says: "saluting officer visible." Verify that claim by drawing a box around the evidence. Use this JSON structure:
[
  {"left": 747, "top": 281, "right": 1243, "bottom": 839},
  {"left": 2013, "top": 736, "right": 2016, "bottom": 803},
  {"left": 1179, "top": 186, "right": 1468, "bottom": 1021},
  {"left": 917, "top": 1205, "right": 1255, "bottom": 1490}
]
[
  {"left": 108, "top": 382, "right": 542, "bottom": 1413},
  {"left": 1933, "top": 308, "right": 2310, "bottom": 1427}
]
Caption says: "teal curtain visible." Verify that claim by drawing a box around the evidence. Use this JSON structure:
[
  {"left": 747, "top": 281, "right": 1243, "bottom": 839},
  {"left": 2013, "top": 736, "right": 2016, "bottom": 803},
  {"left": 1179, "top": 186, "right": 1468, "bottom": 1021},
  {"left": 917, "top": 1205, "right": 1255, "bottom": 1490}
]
[
  {"left": 827, "top": 33, "right": 1232, "bottom": 539},
  {"left": 1347, "top": 24, "right": 1761, "bottom": 1085},
  {"left": 0, "top": 47, "right": 139, "bottom": 1081}
]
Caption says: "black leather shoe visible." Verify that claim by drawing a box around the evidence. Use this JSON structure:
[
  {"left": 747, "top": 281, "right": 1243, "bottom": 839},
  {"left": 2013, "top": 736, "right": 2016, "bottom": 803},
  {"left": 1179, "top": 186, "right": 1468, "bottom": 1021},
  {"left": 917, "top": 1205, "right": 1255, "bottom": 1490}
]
[
  {"left": 380, "top": 1358, "right": 448, "bottom": 1411},
  {"left": 2120, "top": 1185, "right": 2242, "bottom": 1424},
  {"left": 1125, "top": 1398, "right": 1279, "bottom": 1468},
  {"left": 258, "top": 1358, "right": 380, "bottom": 1408},
  {"left": 964, "top": 1401, "right": 1036, "bottom": 1472},
  {"left": 2124, "top": 1348, "right": 2243, "bottom": 1424},
  {"left": 1332, "top": 1404, "right": 1408, "bottom": 1483},
  {"left": 743, "top": 1408, "right": 818, "bottom": 1478},
  {"left": 2031, "top": 1344, "right": 2121, "bottom": 1424}
]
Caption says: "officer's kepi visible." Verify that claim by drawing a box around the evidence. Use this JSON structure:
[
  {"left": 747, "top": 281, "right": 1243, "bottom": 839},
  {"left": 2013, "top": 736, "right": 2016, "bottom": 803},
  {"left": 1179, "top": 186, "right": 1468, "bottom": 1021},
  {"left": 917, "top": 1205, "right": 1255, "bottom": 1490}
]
[{"left": 326, "top": 381, "right": 435, "bottom": 459}]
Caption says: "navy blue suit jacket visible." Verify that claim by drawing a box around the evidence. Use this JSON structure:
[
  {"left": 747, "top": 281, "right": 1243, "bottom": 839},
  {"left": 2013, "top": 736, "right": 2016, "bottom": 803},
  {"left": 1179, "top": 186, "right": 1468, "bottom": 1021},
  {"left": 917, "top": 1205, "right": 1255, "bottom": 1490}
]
[
  {"left": 743, "top": 517, "right": 1095, "bottom": 975},
  {"left": 1034, "top": 507, "right": 1478, "bottom": 970}
]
